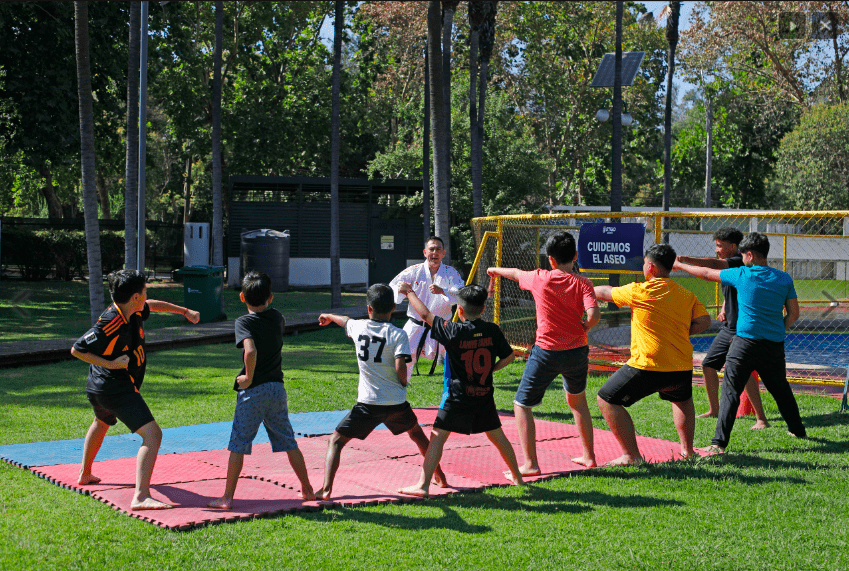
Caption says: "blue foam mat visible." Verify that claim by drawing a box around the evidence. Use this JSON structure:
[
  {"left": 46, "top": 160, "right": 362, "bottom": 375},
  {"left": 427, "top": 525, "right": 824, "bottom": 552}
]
[{"left": 0, "top": 410, "right": 363, "bottom": 468}]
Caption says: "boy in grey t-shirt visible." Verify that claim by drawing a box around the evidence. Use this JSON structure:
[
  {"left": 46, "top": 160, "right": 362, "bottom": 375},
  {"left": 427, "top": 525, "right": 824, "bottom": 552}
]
[{"left": 315, "top": 284, "right": 448, "bottom": 499}]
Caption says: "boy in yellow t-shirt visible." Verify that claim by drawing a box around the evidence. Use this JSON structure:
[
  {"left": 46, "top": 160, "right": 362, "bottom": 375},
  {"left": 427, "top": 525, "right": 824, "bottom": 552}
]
[{"left": 594, "top": 244, "right": 711, "bottom": 466}]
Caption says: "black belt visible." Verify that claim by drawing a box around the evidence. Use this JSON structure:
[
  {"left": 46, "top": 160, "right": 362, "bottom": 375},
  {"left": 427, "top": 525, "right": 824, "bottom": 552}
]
[{"left": 409, "top": 318, "right": 439, "bottom": 376}]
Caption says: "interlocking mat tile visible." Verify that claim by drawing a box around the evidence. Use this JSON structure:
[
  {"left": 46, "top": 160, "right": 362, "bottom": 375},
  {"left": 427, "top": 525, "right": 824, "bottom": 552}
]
[
  {"left": 90, "top": 478, "right": 322, "bottom": 530},
  {"left": 12, "top": 409, "right": 699, "bottom": 529}
]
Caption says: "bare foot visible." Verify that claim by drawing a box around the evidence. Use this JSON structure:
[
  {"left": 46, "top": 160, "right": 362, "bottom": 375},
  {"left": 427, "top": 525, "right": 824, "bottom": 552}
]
[
  {"left": 398, "top": 485, "right": 429, "bottom": 498},
  {"left": 787, "top": 430, "right": 808, "bottom": 439},
  {"left": 679, "top": 449, "right": 698, "bottom": 459},
  {"left": 314, "top": 487, "right": 331, "bottom": 500},
  {"left": 571, "top": 456, "right": 597, "bottom": 468},
  {"left": 698, "top": 411, "right": 718, "bottom": 418},
  {"left": 131, "top": 497, "right": 173, "bottom": 510},
  {"left": 514, "top": 463, "right": 542, "bottom": 477},
  {"left": 77, "top": 473, "right": 101, "bottom": 486},
  {"left": 698, "top": 445, "right": 725, "bottom": 454},
  {"left": 300, "top": 487, "right": 315, "bottom": 501},
  {"left": 751, "top": 419, "right": 770, "bottom": 430},
  {"left": 433, "top": 470, "right": 449, "bottom": 488},
  {"left": 605, "top": 454, "right": 643, "bottom": 466},
  {"left": 207, "top": 496, "right": 233, "bottom": 509},
  {"left": 503, "top": 471, "right": 525, "bottom": 486}
]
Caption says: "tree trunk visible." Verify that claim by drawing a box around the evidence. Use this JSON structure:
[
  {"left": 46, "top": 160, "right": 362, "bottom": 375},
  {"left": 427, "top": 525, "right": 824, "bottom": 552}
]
[
  {"left": 704, "top": 96, "right": 713, "bottom": 207},
  {"left": 330, "top": 0, "right": 343, "bottom": 308},
  {"left": 40, "top": 162, "right": 63, "bottom": 219},
  {"left": 211, "top": 1, "right": 224, "bottom": 267},
  {"left": 662, "top": 1, "right": 679, "bottom": 216},
  {"left": 428, "top": 1, "right": 450, "bottom": 264},
  {"left": 124, "top": 0, "right": 140, "bottom": 268},
  {"left": 74, "top": 0, "right": 105, "bottom": 324},
  {"left": 423, "top": 45, "right": 431, "bottom": 243},
  {"left": 183, "top": 156, "right": 192, "bottom": 224},
  {"left": 96, "top": 167, "right": 111, "bottom": 219},
  {"left": 469, "top": 2, "right": 481, "bottom": 218},
  {"left": 472, "top": 1, "right": 497, "bottom": 219},
  {"left": 442, "top": 2, "right": 458, "bottom": 211}
]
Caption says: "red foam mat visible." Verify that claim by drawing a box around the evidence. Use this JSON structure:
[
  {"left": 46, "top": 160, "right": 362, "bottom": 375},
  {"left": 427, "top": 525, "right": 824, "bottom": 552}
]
[
  {"left": 31, "top": 455, "right": 228, "bottom": 494},
  {"left": 23, "top": 411, "right": 701, "bottom": 529},
  {"left": 90, "top": 478, "right": 322, "bottom": 530},
  {"left": 313, "top": 458, "right": 485, "bottom": 505}
]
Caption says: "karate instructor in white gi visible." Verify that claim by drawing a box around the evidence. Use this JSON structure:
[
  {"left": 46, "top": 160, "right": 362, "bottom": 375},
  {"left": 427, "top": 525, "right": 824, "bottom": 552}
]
[{"left": 390, "top": 236, "right": 464, "bottom": 378}]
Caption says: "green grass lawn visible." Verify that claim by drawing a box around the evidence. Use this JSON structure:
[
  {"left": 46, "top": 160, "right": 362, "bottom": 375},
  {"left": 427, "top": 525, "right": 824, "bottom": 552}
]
[
  {"left": 0, "top": 279, "right": 366, "bottom": 342},
  {"left": 1, "top": 324, "right": 849, "bottom": 570}
]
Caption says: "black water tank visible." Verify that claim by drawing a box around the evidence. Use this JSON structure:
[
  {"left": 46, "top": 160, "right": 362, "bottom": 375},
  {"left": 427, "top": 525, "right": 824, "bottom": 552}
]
[{"left": 240, "top": 229, "right": 291, "bottom": 292}]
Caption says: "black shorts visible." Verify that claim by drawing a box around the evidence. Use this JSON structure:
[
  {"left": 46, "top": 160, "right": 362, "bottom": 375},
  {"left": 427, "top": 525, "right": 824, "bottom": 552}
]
[
  {"left": 701, "top": 326, "right": 735, "bottom": 371},
  {"left": 335, "top": 402, "right": 419, "bottom": 440},
  {"left": 597, "top": 365, "right": 693, "bottom": 407},
  {"left": 433, "top": 397, "right": 502, "bottom": 435},
  {"left": 86, "top": 391, "right": 155, "bottom": 433}
]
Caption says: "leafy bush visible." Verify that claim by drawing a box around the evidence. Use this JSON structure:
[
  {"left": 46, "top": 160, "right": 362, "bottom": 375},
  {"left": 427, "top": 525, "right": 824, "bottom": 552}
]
[{"left": 1, "top": 228, "right": 125, "bottom": 280}]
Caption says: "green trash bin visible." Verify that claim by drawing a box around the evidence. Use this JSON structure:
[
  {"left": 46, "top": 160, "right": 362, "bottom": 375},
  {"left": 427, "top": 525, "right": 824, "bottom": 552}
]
[{"left": 174, "top": 266, "right": 226, "bottom": 323}]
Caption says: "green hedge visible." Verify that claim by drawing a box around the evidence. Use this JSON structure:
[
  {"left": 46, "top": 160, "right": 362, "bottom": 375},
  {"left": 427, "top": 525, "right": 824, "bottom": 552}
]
[{"left": 2, "top": 228, "right": 129, "bottom": 280}]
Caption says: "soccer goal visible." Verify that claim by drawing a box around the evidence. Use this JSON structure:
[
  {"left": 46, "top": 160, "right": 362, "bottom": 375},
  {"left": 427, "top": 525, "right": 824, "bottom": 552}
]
[{"left": 467, "top": 210, "right": 849, "bottom": 391}]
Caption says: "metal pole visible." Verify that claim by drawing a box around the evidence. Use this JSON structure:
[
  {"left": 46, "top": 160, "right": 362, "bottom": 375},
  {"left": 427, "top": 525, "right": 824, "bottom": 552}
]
[
  {"left": 609, "top": 1, "right": 623, "bottom": 297},
  {"left": 137, "top": 0, "right": 148, "bottom": 273},
  {"left": 611, "top": 1, "right": 623, "bottom": 213}
]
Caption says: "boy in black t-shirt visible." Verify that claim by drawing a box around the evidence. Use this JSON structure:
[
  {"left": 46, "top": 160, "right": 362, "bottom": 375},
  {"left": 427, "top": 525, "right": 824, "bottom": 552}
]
[
  {"left": 674, "top": 227, "right": 768, "bottom": 427},
  {"left": 71, "top": 270, "right": 199, "bottom": 510},
  {"left": 397, "top": 284, "right": 524, "bottom": 498},
  {"left": 208, "top": 272, "right": 314, "bottom": 508}
]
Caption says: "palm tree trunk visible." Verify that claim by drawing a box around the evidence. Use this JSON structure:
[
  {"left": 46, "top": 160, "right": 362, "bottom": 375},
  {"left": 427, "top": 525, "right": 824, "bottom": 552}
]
[
  {"left": 183, "top": 156, "right": 192, "bottom": 224},
  {"left": 211, "top": 1, "right": 224, "bottom": 267},
  {"left": 428, "top": 1, "right": 450, "bottom": 264},
  {"left": 330, "top": 0, "right": 343, "bottom": 307},
  {"left": 423, "top": 45, "right": 431, "bottom": 243},
  {"left": 442, "top": 2, "right": 458, "bottom": 212},
  {"left": 662, "top": 1, "right": 680, "bottom": 215},
  {"left": 74, "top": 0, "right": 104, "bottom": 324},
  {"left": 704, "top": 95, "right": 713, "bottom": 207},
  {"left": 469, "top": 2, "right": 481, "bottom": 218},
  {"left": 471, "top": 1, "right": 497, "bottom": 219},
  {"left": 124, "top": 0, "right": 140, "bottom": 268}
]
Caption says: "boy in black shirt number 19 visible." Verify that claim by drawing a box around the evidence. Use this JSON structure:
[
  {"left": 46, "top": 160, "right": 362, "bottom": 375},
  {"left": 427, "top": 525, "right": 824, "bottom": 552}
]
[
  {"left": 71, "top": 270, "right": 199, "bottom": 510},
  {"left": 397, "top": 283, "right": 524, "bottom": 498}
]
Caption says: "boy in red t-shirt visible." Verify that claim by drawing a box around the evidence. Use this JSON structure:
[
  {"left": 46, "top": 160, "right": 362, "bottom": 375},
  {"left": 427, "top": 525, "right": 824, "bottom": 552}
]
[{"left": 487, "top": 231, "right": 600, "bottom": 475}]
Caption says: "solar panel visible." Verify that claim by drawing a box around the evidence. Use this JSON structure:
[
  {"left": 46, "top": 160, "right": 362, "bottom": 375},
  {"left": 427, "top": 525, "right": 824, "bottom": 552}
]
[{"left": 590, "top": 51, "right": 646, "bottom": 87}]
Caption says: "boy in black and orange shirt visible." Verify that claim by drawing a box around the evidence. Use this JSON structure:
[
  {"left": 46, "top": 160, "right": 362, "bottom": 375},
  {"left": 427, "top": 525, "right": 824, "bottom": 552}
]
[
  {"left": 397, "top": 284, "right": 524, "bottom": 498},
  {"left": 71, "top": 269, "right": 198, "bottom": 510}
]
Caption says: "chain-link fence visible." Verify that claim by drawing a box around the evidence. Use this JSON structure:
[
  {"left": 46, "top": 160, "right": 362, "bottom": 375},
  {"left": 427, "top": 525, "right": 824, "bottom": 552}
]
[{"left": 469, "top": 211, "right": 849, "bottom": 387}]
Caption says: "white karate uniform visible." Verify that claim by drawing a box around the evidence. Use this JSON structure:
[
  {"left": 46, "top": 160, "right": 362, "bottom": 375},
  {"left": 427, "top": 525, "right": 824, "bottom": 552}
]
[{"left": 389, "top": 262, "right": 464, "bottom": 377}]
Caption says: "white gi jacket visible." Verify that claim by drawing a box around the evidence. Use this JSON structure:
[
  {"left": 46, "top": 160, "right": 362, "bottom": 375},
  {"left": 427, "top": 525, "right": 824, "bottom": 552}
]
[{"left": 389, "top": 262, "right": 464, "bottom": 374}]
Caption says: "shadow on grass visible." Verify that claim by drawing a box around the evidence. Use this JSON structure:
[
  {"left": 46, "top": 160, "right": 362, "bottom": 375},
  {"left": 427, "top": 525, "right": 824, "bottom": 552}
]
[
  {"left": 310, "top": 484, "right": 683, "bottom": 532},
  {"left": 756, "top": 436, "right": 849, "bottom": 455},
  {"left": 800, "top": 411, "right": 849, "bottom": 429},
  {"left": 583, "top": 455, "right": 810, "bottom": 485}
]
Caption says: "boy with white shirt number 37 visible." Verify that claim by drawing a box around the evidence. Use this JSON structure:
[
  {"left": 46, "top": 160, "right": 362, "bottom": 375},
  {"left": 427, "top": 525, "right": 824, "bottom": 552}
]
[{"left": 315, "top": 284, "right": 448, "bottom": 499}]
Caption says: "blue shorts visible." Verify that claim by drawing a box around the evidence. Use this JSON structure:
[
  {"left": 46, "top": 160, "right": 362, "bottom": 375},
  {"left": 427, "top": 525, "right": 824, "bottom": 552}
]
[
  {"left": 228, "top": 382, "right": 298, "bottom": 455},
  {"left": 514, "top": 344, "right": 590, "bottom": 408}
]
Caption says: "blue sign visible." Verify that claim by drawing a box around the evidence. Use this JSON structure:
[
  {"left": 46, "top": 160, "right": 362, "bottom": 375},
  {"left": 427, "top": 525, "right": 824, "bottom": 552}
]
[{"left": 578, "top": 222, "right": 645, "bottom": 271}]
